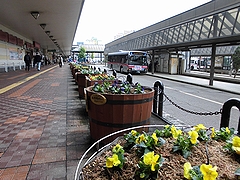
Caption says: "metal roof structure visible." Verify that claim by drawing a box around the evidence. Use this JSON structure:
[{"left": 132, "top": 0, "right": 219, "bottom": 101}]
[
  {"left": 0, "top": 0, "right": 85, "bottom": 56},
  {"left": 72, "top": 44, "right": 105, "bottom": 53},
  {"left": 105, "top": 0, "right": 240, "bottom": 54},
  {"left": 191, "top": 46, "right": 239, "bottom": 56}
]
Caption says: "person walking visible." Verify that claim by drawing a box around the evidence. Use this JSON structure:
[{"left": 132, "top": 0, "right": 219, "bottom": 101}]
[
  {"left": 34, "top": 52, "right": 42, "bottom": 71},
  {"left": 24, "top": 52, "right": 31, "bottom": 71},
  {"left": 59, "top": 55, "right": 64, "bottom": 67}
]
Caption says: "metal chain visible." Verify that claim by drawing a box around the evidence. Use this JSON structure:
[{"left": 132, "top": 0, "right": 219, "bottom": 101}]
[{"left": 163, "top": 92, "right": 222, "bottom": 116}]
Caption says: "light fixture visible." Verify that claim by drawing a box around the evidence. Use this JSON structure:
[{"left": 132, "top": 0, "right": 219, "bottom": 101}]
[
  {"left": 49, "top": 36, "right": 53, "bottom": 39},
  {"left": 39, "top": 23, "right": 46, "bottom": 29},
  {"left": 31, "top": 11, "right": 39, "bottom": 19},
  {"left": 45, "top": 31, "right": 50, "bottom": 35}
]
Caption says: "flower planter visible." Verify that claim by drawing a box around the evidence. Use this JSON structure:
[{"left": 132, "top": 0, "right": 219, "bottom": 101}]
[
  {"left": 76, "top": 72, "right": 89, "bottom": 98},
  {"left": 74, "top": 125, "right": 163, "bottom": 180},
  {"left": 85, "top": 78, "right": 115, "bottom": 88},
  {"left": 85, "top": 86, "right": 154, "bottom": 143},
  {"left": 72, "top": 67, "right": 79, "bottom": 79},
  {"left": 75, "top": 124, "right": 240, "bottom": 180}
]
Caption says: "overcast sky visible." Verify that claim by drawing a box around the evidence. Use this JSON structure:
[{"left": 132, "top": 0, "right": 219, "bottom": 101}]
[{"left": 73, "top": 0, "right": 211, "bottom": 45}]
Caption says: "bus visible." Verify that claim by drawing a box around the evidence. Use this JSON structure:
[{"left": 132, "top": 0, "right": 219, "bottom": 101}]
[{"left": 107, "top": 51, "right": 148, "bottom": 74}]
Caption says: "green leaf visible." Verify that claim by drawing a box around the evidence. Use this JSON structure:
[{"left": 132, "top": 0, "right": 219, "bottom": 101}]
[
  {"left": 235, "top": 167, "right": 240, "bottom": 175},
  {"left": 182, "top": 149, "right": 191, "bottom": 158},
  {"left": 172, "top": 145, "right": 180, "bottom": 152}
]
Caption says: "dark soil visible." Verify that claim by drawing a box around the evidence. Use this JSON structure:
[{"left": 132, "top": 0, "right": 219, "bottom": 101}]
[{"left": 82, "top": 138, "right": 239, "bottom": 180}]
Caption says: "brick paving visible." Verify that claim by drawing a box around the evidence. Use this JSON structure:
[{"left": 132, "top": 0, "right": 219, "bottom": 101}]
[{"left": 0, "top": 64, "right": 91, "bottom": 179}]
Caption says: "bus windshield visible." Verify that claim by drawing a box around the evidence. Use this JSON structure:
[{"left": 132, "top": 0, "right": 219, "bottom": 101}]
[{"left": 129, "top": 55, "right": 147, "bottom": 65}]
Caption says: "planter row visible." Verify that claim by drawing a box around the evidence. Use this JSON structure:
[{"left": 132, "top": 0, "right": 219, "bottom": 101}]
[{"left": 70, "top": 64, "right": 155, "bottom": 143}]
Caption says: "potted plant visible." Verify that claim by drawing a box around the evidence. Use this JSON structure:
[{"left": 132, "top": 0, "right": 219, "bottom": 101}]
[
  {"left": 76, "top": 68, "right": 102, "bottom": 98},
  {"left": 85, "top": 81, "right": 154, "bottom": 143},
  {"left": 75, "top": 124, "right": 240, "bottom": 180},
  {"left": 85, "top": 74, "right": 116, "bottom": 88}
]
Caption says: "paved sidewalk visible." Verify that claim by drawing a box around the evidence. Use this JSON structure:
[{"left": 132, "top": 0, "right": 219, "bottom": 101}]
[{"left": 0, "top": 64, "right": 91, "bottom": 179}]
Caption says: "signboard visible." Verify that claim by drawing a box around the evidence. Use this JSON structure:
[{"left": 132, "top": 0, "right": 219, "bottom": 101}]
[{"left": 90, "top": 93, "right": 107, "bottom": 105}]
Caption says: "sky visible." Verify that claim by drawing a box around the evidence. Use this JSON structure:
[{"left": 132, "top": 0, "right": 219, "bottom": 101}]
[{"left": 73, "top": 0, "right": 211, "bottom": 45}]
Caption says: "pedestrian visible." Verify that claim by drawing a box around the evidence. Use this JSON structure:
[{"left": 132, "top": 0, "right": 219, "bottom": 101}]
[
  {"left": 59, "top": 56, "right": 62, "bottom": 67},
  {"left": 24, "top": 52, "right": 31, "bottom": 71},
  {"left": 34, "top": 52, "right": 42, "bottom": 71}
]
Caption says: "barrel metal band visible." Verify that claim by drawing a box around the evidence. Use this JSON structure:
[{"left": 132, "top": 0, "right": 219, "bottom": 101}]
[{"left": 106, "top": 96, "right": 153, "bottom": 105}]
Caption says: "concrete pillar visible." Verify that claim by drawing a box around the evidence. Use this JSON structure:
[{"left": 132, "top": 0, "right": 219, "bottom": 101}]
[
  {"left": 209, "top": 14, "right": 218, "bottom": 86},
  {"left": 151, "top": 50, "right": 155, "bottom": 74}
]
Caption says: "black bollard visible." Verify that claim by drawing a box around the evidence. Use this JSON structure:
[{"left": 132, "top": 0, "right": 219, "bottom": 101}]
[
  {"left": 153, "top": 81, "right": 164, "bottom": 117},
  {"left": 220, "top": 98, "right": 240, "bottom": 134},
  {"left": 113, "top": 70, "right": 117, "bottom": 78},
  {"left": 126, "top": 73, "right": 133, "bottom": 84}
]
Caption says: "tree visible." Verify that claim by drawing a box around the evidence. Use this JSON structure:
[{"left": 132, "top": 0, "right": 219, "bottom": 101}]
[
  {"left": 78, "top": 47, "right": 86, "bottom": 61},
  {"left": 91, "top": 53, "right": 94, "bottom": 61},
  {"left": 232, "top": 46, "right": 240, "bottom": 78}
]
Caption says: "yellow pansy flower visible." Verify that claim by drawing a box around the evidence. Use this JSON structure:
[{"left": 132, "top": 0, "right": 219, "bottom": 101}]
[
  {"left": 200, "top": 164, "right": 218, "bottom": 180},
  {"left": 225, "top": 127, "right": 230, "bottom": 134},
  {"left": 131, "top": 130, "right": 137, "bottom": 136},
  {"left": 151, "top": 132, "right": 158, "bottom": 145},
  {"left": 188, "top": 130, "right": 198, "bottom": 144},
  {"left": 183, "top": 162, "right": 192, "bottom": 180},
  {"left": 143, "top": 151, "right": 160, "bottom": 171},
  {"left": 112, "top": 144, "right": 123, "bottom": 154},
  {"left": 194, "top": 124, "right": 206, "bottom": 132},
  {"left": 172, "top": 129, "right": 182, "bottom": 139},
  {"left": 164, "top": 125, "right": 170, "bottom": 129},
  {"left": 232, "top": 146, "right": 240, "bottom": 155},
  {"left": 106, "top": 154, "right": 121, "bottom": 168},
  {"left": 170, "top": 125, "right": 176, "bottom": 133},
  {"left": 232, "top": 136, "right": 240, "bottom": 154},
  {"left": 135, "top": 134, "right": 146, "bottom": 144},
  {"left": 232, "top": 136, "right": 240, "bottom": 147},
  {"left": 171, "top": 126, "right": 182, "bottom": 139},
  {"left": 211, "top": 127, "right": 215, "bottom": 138}
]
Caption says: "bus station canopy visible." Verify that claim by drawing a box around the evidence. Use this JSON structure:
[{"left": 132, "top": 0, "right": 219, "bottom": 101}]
[{"left": 0, "top": 0, "right": 85, "bottom": 56}]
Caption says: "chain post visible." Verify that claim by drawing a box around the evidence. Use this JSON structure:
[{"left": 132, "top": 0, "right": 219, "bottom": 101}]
[
  {"left": 112, "top": 70, "right": 117, "bottom": 78},
  {"left": 153, "top": 81, "right": 164, "bottom": 117},
  {"left": 220, "top": 98, "right": 240, "bottom": 135},
  {"left": 126, "top": 73, "right": 133, "bottom": 84}
]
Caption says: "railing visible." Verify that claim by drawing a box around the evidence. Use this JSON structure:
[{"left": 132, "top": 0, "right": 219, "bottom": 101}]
[
  {"left": 152, "top": 80, "right": 240, "bottom": 133},
  {"left": 0, "top": 62, "right": 25, "bottom": 72}
]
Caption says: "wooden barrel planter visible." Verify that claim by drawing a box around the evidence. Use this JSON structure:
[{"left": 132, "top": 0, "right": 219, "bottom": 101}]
[
  {"left": 71, "top": 67, "right": 79, "bottom": 79},
  {"left": 85, "top": 86, "right": 154, "bottom": 143},
  {"left": 76, "top": 73, "right": 89, "bottom": 98}
]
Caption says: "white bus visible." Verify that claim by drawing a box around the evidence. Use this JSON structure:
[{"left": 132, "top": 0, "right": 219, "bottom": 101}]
[{"left": 107, "top": 51, "right": 148, "bottom": 74}]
